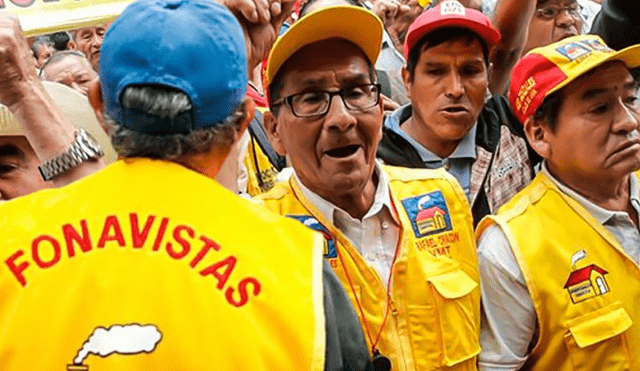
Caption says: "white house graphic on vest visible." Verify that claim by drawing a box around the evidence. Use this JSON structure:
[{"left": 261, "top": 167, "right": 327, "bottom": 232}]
[{"left": 564, "top": 264, "right": 610, "bottom": 303}]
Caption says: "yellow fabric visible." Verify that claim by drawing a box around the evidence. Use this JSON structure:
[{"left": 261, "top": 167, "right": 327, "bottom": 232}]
[
  {"left": 257, "top": 165, "right": 480, "bottom": 371},
  {"left": 0, "top": 159, "right": 325, "bottom": 371},
  {"left": 265, "top": 5, "right": 383, "bottom": 84},
  {"left": 244, "top": 133, "right": 280, "bottom": 197},
  {"left": 477, "top": 172, "right": 640, "bottom": 371},
  {"left": 4, "top": 0, "right": 133, "bottom": 37}
]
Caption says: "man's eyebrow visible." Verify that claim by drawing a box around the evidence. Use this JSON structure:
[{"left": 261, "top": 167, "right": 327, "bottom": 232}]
[
  {"left": 581, "top": 88, "right": 608, "bottom": 101},
  {"left": 294, "top": 73, "right": 372, "bottom": 90},
  {"left": 581, "top": 81, "right": 639, "bottom": 100},
  {"left": 0, "top": 144, "right": 24, "bottom": 159},
  {"left": 341, "top": 72, "right": 372, "bottom": 84}
]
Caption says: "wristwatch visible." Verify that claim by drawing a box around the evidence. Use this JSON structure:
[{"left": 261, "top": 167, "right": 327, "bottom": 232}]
[{"left": 38, "top": 128, "right": 104, "bottom": 181}]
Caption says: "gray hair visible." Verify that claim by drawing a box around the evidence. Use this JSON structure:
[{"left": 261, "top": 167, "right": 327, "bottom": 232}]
[
  {"left": 31, "top": 36, "right": 53, "bottom": 58},
  {"left": 104, "top": 86, "right": 246, "bottom": 160},
  {"left": 39, "top": 50, "right": 92, "bottom": 79}
]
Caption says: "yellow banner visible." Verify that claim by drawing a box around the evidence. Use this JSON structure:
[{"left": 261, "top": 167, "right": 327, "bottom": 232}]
[{"left": 1, "top": 0, "right": 136, "bottom": 37}]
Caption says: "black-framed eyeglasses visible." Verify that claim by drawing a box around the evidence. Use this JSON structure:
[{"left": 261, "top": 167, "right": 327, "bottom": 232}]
[
  {"left": 272, "top": 83, "right": 381, "bottom": 118},
  {"left": 535, "top": 3, "right": 583, "bottom": 20}
]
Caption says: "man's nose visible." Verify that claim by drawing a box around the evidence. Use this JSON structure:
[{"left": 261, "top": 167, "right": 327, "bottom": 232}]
[
  {"left": 324, "top": 95, "right": 357, "bottom": 131},
  {"left": 612, "top": 99, "right": 639, "bottom": 135},
  {"left": 445, "top": 73, "right": 465, "bottom": 100}
]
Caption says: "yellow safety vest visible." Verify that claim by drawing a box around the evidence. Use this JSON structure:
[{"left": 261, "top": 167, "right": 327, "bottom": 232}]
[
  {"left": 244, "top": 107, "right": 280, "bottom": 197},
  {"left": 0, "top": 159, "right": 325, "bottom": 371},
  {"left": 477, "top": 172, "right": 640, "bottom": 371},
  {"left": 257, "top": 165, "right": 480, "bottom": 371}
]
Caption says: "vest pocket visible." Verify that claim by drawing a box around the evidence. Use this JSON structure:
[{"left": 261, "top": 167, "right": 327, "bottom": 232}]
[
  {"left": 407, "top": 305, "right": 440, "bottom": 368},
  {"left": 564, "top": 304, "right": 632, "bottom": 371},
  {"left": 427, "top": 269, "right": 480, "bottom": 367}
]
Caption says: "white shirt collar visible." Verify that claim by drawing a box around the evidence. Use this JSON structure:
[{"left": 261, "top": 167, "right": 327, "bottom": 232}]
[{"left": 293, "top": 161, "right": 395, "bottom": 224}]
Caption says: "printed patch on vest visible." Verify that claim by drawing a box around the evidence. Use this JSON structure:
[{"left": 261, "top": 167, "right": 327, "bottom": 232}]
[
  {"left": 287, "top": 215, "right": 337, "bottom": 259},
  {"left": 69, "top": 323, "right": 162, "bottom": 368},
  {"left": 401, "top": 191, "right": 453, "bottom": 238},
  {"left": 564, "top": 264, "right": 610, "bottom": 304}
]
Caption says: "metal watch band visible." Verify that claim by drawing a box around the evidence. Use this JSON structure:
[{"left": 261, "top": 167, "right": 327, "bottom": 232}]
[{"left": 38, "top": 129, "right": 105, "bottom": 181}]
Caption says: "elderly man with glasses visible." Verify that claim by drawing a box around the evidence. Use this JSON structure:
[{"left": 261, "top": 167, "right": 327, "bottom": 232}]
[
  {"left": 257, "top": 5, "right": 480, "bottom": 371},
  {"left": 489, "top": 0, "right": 595, "bottom": 94}
]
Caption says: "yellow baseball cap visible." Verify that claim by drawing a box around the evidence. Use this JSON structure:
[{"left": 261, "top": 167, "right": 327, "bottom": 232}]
[
  {"left": 0, "top": 81, "right": 117, "bottom": 164},
  {"left": 265, "top": 5, "right": 384, "bottom": 85},
  {"left": 510, "top": 35, "right": 640, "bottom": 124}
]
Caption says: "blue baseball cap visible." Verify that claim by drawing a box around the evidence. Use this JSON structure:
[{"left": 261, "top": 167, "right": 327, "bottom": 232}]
[{"left": 100, "top": 0, "right": 248, "bottom": 135}]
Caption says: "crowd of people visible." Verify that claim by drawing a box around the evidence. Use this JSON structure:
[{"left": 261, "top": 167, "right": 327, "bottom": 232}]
[{"left": 1, "top": 0, "right": 639, "bottom": 369}]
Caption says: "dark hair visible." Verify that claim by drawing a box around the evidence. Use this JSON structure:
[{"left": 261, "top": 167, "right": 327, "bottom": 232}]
[
  {"left": 105, "top": 86, "right": 247, "bottom": 158},
  {"left": 405, "top": 27, "right": 490, "bottom": 82},
  {"left": 49, "top": 32, "right": 72, "bottom": 51},
  {"left": 532, "top": 90, "right": 563, "bottom": 131},
  {"left": 267, "top": 40, "right": 377, "bottom": 115}
]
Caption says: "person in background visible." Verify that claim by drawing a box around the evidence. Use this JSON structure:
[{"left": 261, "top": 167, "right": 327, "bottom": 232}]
[
  {"left": 489, "top": 0, "right": 597, "bottom": 94},
  {"left": 477, "top": 35, "right": 640, "bottom": 371},
  {"left": 377, "top": 1, "right": 537, "bottom": 225},
  {"left": 49, "top": 31, "right": 73, "bottom": 51},
  {"left": 40, "top": 51, "right": 98, "bottom": 97},
  {"left": 71, "top": 23, "right": 110, "bottom": 71},
  {"left": 30, "top": 35, "right": 54, "bottom": 69}
]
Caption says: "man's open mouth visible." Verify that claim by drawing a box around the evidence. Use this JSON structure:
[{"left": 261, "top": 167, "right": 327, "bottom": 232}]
[
  {"left": 442, "top": 105, "right": 468, "bottom": 113},
  {"left": 325, "top": 144, "right": 361, "bottom": 158}
]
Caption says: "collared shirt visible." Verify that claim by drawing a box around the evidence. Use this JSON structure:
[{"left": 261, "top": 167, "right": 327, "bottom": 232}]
[
  {"left": 481, "top": 0, "right": 601, "bottom": 35},
  {"left": 477, "top": 164, "right": 640, "bottom": 371},
  {"left": 386, "top": 104, "right": 477, "bottom": 200},
  {"left": 294, "top": 162, "right": 401, "bottom": 286}
]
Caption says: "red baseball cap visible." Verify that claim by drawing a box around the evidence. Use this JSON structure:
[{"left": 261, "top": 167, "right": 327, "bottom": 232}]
[
  {"left": 509, "top": 35, "right": 640, "bottom": 125},
  {"left": 403, "top": 0, "right": 500, "bottom": 60}
]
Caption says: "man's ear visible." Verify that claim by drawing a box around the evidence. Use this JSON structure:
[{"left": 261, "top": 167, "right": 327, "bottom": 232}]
[
  {"left": 67, "top": 40, "right": 77, "bottom": 50},
  {"left": 401, "top": 67, "right": 412, "bottom": 100},
  {"left": 236, "top": 97, "right": 255, "bottom": 141},
  {"left": 263, "top": 110, "right": 287, "bottom": 157},
  {"left": 523, "top": 116, "right": 551, "bottom": 159},
  {"left": 88, "top": 78, "right": 108, "bottom": 133}
]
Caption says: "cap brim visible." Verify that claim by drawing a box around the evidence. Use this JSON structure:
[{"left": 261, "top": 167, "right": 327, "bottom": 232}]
[
  {"left": 266, "top": 6, "right": 383, "bottom": 84},
  {"left": 41, "top": 81, "right": 118, "bottom": 164},
  {"left": 547, "top": 43, "right": 640, "bottom": 96},
  {"left": 0, "top": 105, "right": 23, "bottom": 136}
]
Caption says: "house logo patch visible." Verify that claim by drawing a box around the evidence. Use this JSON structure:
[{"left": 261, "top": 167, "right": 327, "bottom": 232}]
[
  {"left": 564, "top": 264, "right": 610, "bottom": 304},
  {"left": 287, "top": 215, "right": 337, "bottom": 258},
  {"left": 402, "top": 191, "right": 453, "bottom": 238}
]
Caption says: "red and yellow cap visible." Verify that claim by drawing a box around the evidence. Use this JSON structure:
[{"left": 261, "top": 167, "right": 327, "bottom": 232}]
[
  {"left": 510, "top": 35, "right": 640, "bottom": 124},
  {"left": 404, "top": 0, "right": 500, "bottom": 60},
  {"left": 265, "top": 5, "right": 383, "bottom": 86}
]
